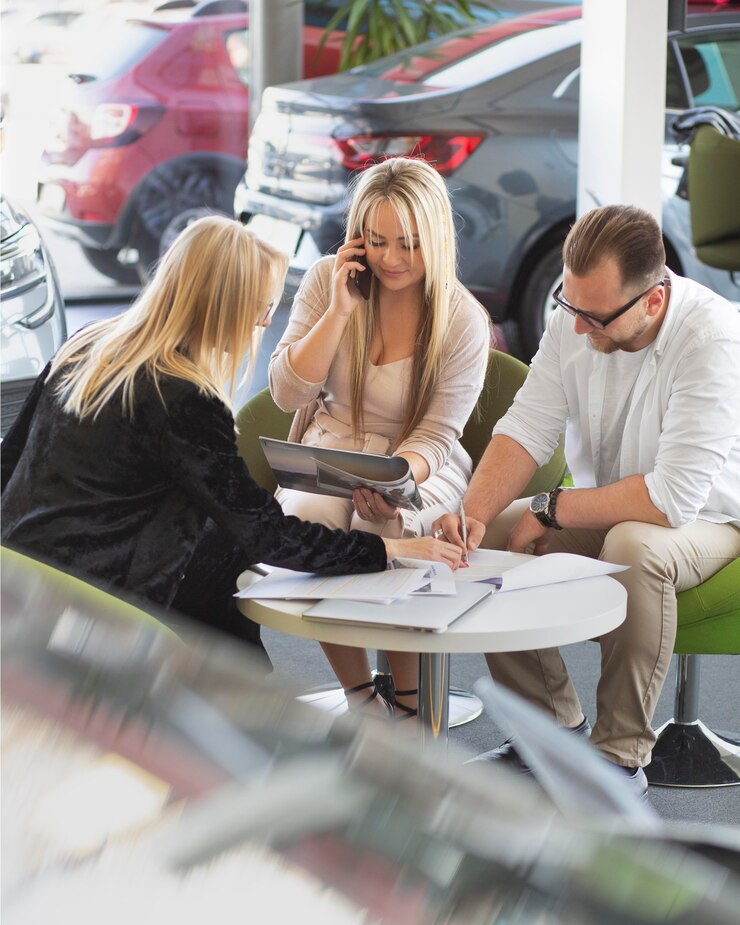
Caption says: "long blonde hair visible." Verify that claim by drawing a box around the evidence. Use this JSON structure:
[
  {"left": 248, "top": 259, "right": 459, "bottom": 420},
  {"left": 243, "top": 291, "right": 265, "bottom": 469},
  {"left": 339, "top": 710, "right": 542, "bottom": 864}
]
[
  {"left": 51, "top": 216, "right": 288, "bottom": 419},
  {"left": 344, "top": 158, "right": 457, "bottom": 446}
]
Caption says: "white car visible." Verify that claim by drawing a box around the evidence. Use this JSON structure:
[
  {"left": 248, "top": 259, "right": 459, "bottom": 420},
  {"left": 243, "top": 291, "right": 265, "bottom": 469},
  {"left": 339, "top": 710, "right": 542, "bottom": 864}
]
[{"left": 1, "top": 196, "right": 66, "bottom": 436}]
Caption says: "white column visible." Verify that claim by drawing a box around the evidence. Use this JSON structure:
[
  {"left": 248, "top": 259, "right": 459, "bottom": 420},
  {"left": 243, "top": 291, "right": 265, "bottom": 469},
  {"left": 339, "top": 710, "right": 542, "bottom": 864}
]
[
  {"left": 249, "top": 0, "right": 304, "bottom": 132},
  {"left": 577, "top": 0, "right": 668, "bottom": 224}
]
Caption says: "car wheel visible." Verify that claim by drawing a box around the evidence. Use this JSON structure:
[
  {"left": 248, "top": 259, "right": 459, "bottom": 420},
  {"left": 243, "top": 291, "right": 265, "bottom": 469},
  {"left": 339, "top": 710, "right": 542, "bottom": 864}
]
[
  {"left": 517, "top": 243, "right": 565, "bottom": 359},
  {"left": 134, "top": 160, "right": 244, "bottom": 264},
  {"left": 80, "top": 245, "right": 140, "bottom": 285},
  {"left": 159, "top": 206, "right": 219, "bottom": 257}
]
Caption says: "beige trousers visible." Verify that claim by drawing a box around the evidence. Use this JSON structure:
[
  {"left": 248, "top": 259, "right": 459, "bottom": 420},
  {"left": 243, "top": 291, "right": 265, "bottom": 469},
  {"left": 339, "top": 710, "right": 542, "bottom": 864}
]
[{"left": 483, "top": 498, "right": 740, "bottom": 767}]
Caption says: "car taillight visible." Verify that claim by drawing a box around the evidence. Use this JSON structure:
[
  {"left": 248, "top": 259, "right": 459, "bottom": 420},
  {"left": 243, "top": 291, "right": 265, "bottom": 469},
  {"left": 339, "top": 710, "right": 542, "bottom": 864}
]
[
  {"left": 88, "top": 102, "right": 165, "bottom": 146},
  {"left": 90, "top": 103, "right": 138, "bottom": 140},
  {"left": 334, "top": 134, "right": 484, "bottom": 176}
]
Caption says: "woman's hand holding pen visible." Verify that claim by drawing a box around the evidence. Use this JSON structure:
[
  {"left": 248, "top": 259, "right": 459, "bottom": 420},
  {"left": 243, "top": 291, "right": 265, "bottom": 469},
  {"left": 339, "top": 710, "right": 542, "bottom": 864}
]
[
  {"left": 432, "top": 511, "right": 485, "bottom": 561},
  {"left": 330, "top": 237, "right": 368, "bottom": 318},
  {"left": 383, "top": 536, "right": 463, "bottom": 570}
]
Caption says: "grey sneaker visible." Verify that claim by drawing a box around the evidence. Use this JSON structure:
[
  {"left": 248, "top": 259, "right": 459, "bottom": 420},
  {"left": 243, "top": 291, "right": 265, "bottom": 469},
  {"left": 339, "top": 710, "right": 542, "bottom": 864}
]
[
  {"left": 466, "top": 716, "right": 592, "bottom": 772},
  {"left": 610, "top": 764, "right": 649, "bottom": 803}
]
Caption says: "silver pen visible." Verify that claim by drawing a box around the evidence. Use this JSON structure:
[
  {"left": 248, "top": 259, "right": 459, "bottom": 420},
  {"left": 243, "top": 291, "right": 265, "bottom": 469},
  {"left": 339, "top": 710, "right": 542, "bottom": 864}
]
[{"left": 459, "top": 500, "right": 469, "bottom": 565}]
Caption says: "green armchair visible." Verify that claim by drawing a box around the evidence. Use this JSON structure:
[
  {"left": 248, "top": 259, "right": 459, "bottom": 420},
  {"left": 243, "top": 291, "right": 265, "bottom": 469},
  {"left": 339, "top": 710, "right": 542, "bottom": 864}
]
[
  {"left": 646, "top": 557, "right": 740, "bottom": 788},
  {"left": 686, "top": 123, "right": 740, "bottom": 272}
]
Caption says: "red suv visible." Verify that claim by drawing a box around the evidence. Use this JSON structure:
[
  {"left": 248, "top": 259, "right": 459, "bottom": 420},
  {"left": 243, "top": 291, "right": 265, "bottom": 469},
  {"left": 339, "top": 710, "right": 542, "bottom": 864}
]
[{"left": 36, "top": 0, "right": 347, "bottom": 283}]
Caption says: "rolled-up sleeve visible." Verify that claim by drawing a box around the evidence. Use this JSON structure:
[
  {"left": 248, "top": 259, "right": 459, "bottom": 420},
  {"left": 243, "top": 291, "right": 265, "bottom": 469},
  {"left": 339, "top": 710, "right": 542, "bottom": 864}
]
[
  {"left": 268, "top": 258, "right": 334, "bottom": 412},
  {"left": 645, "top": 338, "right": 740, "bottom": 527},
  {"left": 493, "top": 319, "right": 569, "bottom": 467},
  {"left": 395, "top": 299, "right": 490, "bottom": 476}
]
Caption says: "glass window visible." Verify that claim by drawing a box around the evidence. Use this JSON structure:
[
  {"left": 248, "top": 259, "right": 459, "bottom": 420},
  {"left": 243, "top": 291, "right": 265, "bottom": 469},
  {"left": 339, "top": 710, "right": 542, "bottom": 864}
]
[
  {"left": 226, "top": 29, "right": 250, "bottom": 86},
  {"left": 64, "top": 21, "right": 167, "bottom": 81},
  {"left": 547, "top": 40, "right": 726, "bottom": 112},
  {"left": 677, "top": 33, "right": 740, "bottom": 109}
]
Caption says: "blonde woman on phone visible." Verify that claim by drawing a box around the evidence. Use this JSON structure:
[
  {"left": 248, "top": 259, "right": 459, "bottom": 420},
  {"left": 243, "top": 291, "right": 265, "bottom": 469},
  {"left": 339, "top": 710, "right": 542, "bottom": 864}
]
[{"left": 270, "top": 158, "right": 491, "bottom": 718}]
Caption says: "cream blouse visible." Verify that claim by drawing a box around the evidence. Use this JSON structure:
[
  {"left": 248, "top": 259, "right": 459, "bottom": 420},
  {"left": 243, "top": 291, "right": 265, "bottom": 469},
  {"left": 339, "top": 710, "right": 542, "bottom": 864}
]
[{"left": 269, "top": 255, "right": 492, "bottom": 479}]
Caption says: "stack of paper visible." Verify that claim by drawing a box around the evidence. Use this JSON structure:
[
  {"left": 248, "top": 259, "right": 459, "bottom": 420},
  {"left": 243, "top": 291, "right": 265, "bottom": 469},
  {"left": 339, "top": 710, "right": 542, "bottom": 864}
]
[
  {"left": 234, "top": 567, "right": 432, "bottom": 605},
  {"left": 454, "top": 550, "right": 628, "bottom": 590}
]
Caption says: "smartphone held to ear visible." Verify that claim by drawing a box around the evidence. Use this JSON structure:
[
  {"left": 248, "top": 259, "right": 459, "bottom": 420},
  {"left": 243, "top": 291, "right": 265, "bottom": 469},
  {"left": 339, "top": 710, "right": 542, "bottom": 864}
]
[{"left": 349, "top": 255, "right": 372, "bottom": 300}]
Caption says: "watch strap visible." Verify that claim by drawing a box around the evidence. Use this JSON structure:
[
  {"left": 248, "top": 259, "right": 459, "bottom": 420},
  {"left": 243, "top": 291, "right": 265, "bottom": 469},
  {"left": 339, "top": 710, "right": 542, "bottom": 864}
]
[{"left": 547, "top": 487, "right": 564, "bottom": 530}]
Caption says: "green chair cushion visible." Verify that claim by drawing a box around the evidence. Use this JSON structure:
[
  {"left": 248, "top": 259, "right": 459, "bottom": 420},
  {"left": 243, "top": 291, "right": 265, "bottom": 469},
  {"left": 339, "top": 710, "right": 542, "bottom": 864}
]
[
  {"left": 2, "top": 545, "right": 178, "bottom": 640},
  {"left": 695, "top": 241, "right": 740, "bottom": 273},
  {"left": 687, "top": 125, "right": 740, "bottom": 270},
  {"left": 674, "top": 557, "right": 740, "bottom": 655},
  {"left": 235, "top": 388, "right": 293, "bottom": 494},
  {"left": 688, "top": 125, "right": 740, "bottom": 250}
]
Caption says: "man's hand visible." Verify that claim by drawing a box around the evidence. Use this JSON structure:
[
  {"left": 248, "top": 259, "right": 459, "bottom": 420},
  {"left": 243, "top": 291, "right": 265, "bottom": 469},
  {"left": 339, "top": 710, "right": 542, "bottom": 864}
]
[
  {"left": 432, "top": 512, "right": 486, "bottom": 557},
  {"left": 507, "top": 509, "right": 554, "bottom": 555}
]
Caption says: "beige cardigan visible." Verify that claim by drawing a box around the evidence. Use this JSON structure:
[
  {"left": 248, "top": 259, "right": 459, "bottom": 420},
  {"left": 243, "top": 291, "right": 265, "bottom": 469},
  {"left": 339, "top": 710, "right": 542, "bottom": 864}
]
[{"left": 269, "top": 256, "right": 491, "bottom": 479}]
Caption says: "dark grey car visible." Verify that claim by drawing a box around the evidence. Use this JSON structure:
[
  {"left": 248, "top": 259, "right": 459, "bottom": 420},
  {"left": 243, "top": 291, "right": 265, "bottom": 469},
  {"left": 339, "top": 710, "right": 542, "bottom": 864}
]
[{"left": 235, "top": 4, "right": 740, "bottom": 358}]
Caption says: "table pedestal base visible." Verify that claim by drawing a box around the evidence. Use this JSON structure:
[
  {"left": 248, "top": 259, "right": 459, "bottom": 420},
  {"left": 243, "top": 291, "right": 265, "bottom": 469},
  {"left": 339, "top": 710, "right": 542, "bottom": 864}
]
[
  {"left": 418, "top": 652, "right": 450, "bottom": 747},
  {"left": 298, "top": 668, "right": 481, "bottom": 732}
]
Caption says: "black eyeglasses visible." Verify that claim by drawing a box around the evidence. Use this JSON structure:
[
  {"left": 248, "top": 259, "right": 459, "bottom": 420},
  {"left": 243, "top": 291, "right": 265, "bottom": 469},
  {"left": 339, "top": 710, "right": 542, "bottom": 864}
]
[{"left": 552, "top": 279, "right": 665, "bottom": 330}]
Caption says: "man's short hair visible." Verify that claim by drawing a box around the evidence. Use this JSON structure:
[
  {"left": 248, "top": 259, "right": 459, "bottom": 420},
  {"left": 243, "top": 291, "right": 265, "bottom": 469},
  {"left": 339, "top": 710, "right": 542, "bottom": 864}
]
[{"left": 562, "top": 205, "right": 666, "bottom": 290}]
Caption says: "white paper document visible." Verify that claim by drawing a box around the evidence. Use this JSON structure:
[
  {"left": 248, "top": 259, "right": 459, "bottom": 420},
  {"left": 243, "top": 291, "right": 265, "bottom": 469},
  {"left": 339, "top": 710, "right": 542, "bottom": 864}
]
[
  {"left": 303, "top": 581, "right": 493, "bottom": 632},
  {"left": 453, "top": 550, "right": 628, "bottom": 591},
  {"left": 388, "top": 558, "right": 457, "bottom": 595},
  {"left": 234, "top": 567, "right": 429, "bottom": 604}
]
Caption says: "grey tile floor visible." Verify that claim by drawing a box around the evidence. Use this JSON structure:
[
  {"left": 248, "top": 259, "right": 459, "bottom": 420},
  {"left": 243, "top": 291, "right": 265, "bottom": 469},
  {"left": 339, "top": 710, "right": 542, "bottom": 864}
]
[{"left": 263, "top": 628, "right": 740, "bottom": 827}]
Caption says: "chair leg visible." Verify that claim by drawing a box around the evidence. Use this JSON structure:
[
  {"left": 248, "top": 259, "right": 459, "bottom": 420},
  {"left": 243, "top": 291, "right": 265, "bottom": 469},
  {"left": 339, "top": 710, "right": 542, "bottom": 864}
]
[{"left": 647, "top": 655, "right": 740, "bottom": 788}]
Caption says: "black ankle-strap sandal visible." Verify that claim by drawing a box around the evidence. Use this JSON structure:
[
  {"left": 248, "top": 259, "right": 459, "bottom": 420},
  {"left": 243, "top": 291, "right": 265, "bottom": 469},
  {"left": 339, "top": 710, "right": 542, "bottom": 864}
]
[
  {"left": 344, "top": 679, "right": 393, "bottom": 716},
  {"left": 392, "top": 687, "right": 418, "bottom": 721}
]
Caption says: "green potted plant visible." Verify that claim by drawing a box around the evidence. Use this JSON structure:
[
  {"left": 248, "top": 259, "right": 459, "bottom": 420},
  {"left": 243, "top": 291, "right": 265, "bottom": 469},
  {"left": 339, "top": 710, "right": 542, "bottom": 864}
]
[{"left": 316, "top": 0, "right": 495, "bottom": 70}]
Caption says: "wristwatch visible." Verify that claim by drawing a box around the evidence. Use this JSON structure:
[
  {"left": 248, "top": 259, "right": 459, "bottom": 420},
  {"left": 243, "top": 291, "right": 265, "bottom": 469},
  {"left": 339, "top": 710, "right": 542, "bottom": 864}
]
[{"left": 529, "top": 488, "right": 564, "bottom": 530}]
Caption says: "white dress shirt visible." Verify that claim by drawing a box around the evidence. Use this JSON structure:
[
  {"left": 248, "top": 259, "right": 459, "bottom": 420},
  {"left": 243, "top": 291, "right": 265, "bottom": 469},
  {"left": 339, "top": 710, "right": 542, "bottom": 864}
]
[{"left": 493, "top": 270, "right": 740, "bottom": 527}]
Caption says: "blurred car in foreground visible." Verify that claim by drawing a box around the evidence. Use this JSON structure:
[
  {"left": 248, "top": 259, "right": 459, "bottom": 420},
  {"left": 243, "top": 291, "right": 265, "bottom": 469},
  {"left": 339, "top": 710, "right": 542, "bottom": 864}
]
[
  {"left": 235, "top": 2, "right": 740, "bottom": 358},
  {"left": 3, "top": 545, "right": 740, "bottom": 925},
  {"left": 0, "top": 196, "right": 66, "bottom": 437}
]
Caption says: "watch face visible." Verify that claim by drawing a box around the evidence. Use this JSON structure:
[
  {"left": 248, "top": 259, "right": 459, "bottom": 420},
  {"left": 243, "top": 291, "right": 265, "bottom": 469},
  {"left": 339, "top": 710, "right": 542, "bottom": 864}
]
[{"left": 530, "top": 492, "right": 549, "bottom": 514}]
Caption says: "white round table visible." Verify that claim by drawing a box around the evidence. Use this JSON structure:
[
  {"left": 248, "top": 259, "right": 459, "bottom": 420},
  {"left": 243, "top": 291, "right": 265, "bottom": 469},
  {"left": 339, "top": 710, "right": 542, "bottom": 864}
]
[{"left": 237, "top": 572, "right": 627, "bottom": 747}]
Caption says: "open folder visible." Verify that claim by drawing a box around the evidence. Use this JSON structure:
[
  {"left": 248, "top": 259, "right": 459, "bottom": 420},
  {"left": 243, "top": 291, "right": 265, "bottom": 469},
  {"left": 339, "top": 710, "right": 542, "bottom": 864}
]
[
  {"left": 259, "top": 437, "right": 422, "bottom": 511},
  {"left": 303, "top": 582, "right": 493, "bottom": 633}
]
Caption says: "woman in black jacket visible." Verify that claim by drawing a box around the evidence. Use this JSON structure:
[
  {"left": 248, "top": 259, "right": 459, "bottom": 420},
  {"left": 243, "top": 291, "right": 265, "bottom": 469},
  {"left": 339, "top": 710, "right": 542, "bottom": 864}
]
[{"left": 1, "top": 216, "right": 460, "bottom": 676}]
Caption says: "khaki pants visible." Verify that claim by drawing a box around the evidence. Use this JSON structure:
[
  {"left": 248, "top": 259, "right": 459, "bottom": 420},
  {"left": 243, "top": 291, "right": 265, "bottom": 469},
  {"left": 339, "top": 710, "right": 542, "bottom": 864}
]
[{"left": 483, "top": 498, "right": 740, "bottom": 767}]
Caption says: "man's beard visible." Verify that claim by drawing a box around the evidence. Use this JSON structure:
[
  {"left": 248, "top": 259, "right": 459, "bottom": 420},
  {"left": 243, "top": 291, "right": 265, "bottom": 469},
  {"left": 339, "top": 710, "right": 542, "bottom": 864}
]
[{"left": 586, "top": 313, "right": 651, "bottom": 354}]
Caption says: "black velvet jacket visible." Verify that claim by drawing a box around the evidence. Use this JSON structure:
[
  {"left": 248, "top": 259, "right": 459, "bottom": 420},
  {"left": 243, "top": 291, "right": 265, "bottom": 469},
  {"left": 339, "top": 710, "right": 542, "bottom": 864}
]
[{"left": 1, "top": 365, "right": 386, "bottom": 606}]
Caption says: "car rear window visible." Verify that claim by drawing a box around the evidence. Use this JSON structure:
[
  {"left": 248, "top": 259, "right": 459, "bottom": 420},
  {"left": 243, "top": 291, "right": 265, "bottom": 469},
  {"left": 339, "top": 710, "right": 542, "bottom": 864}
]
[
  {"left": 351, "top": 9, "right": 581, "bottom": 87},
  {"left": 66, "top": 21, "right": 168, "bottom": 82}
]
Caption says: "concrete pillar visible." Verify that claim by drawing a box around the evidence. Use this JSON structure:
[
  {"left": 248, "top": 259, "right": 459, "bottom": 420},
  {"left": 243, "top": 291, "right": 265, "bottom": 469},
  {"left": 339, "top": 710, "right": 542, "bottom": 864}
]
[
  {"left": 577, "top": 0, "right": 669, "bottom": 223},
  {"left": 249, "top": 0, "right": 303, "bottom": 132}
]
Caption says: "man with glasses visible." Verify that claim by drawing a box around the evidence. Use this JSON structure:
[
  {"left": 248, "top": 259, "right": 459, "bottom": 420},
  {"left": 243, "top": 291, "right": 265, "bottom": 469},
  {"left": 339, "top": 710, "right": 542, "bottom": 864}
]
[{"left": 436, "top": 204, "right": 740, "bottom": 799}]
